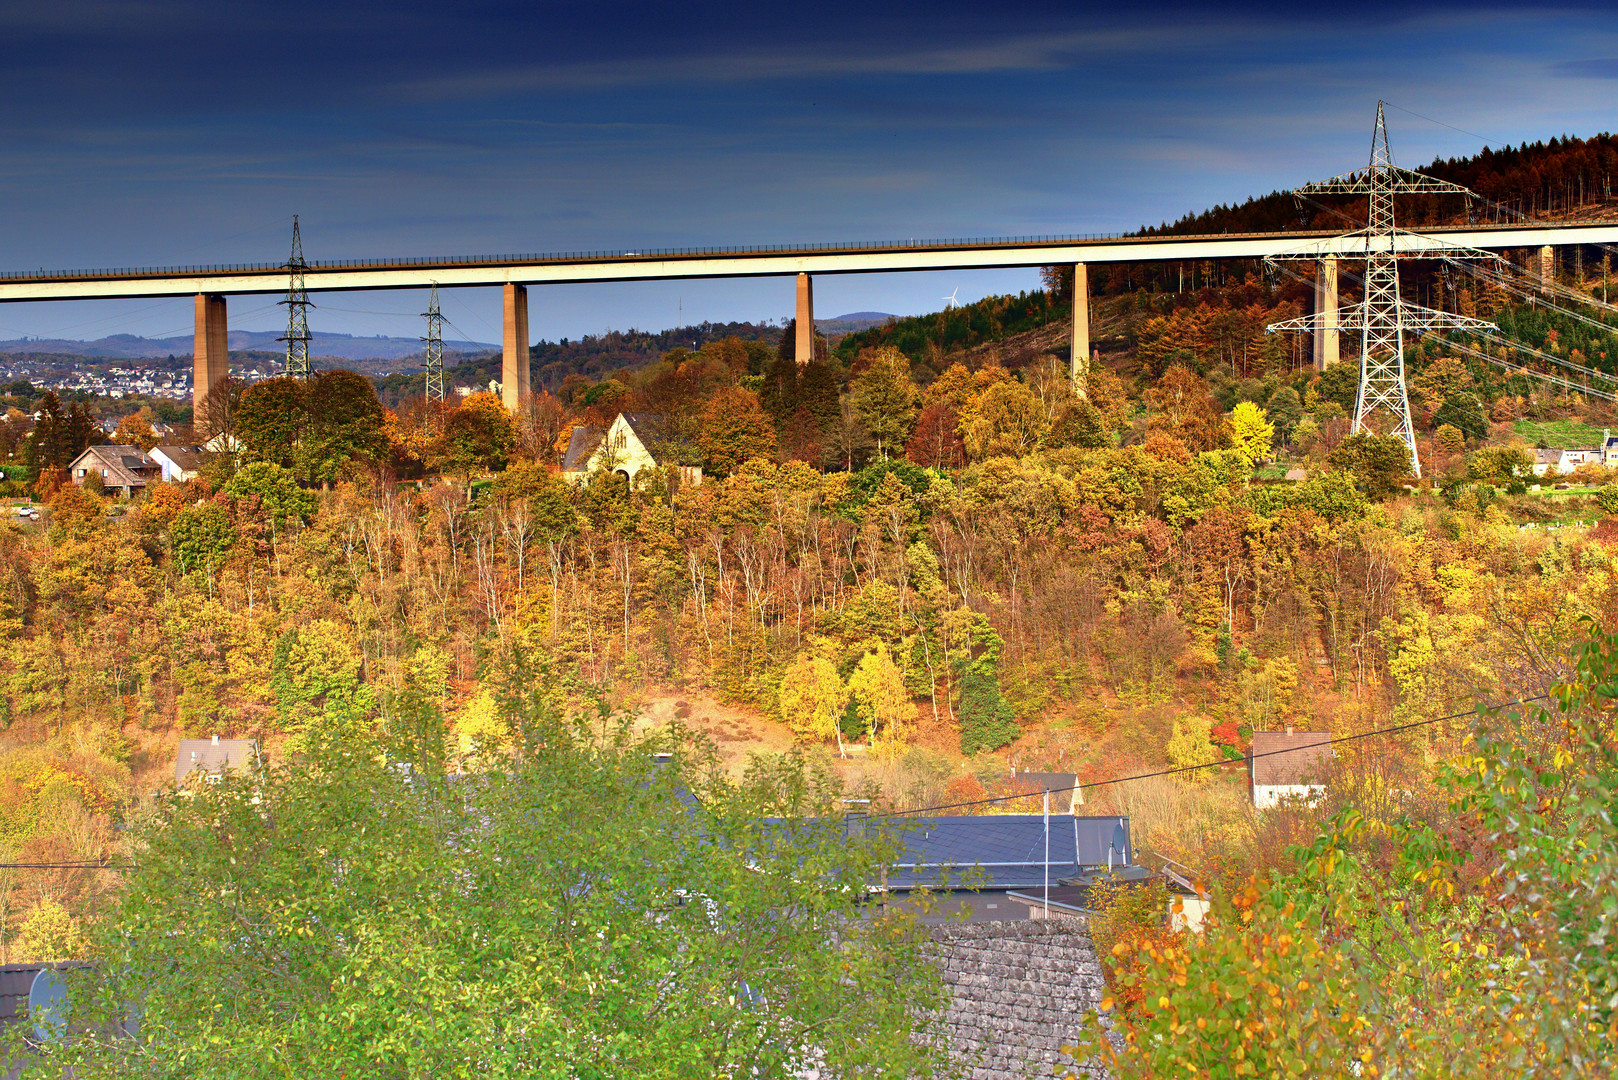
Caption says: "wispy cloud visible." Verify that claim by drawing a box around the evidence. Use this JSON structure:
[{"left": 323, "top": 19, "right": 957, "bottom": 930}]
[
  {"left": 1555, "top": 57, "right": 1618, "bottom": 79},
  {"left": 393, "top": 26, "right": 1233, "bottom": 102}
]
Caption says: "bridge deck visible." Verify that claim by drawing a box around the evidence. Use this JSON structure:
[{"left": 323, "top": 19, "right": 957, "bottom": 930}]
[{"left": 2, "top": 221, "right": 1615, "bottom": 302}]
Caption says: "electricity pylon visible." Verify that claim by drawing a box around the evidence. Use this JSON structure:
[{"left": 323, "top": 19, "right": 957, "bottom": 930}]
[
  {"left": 278, "top": 215, "right": 314, "bottom": 378},
  {"left": 1266, "top": 103, "right": 1501, "bottom": 478},
  {"left": 422, "top": 282, "right": 445, "bottom": 403}
]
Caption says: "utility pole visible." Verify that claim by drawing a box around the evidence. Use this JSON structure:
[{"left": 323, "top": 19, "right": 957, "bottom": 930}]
[
  {"left": 422, "top": 282, "right": 445, "bottom": 403},
  {"left": 1265, "top": 103, "right": 1500, "bottom": 478},
  {"left": 279, "top": 215, "right": 314, "bottom": 378}
]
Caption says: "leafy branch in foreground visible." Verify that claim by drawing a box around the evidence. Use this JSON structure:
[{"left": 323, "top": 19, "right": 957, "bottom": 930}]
[
  {"left": 1067, "top": 622, "right": 1618, "bottom": 1079},
  {"left": 6, "top": 663, "right": 950, "bottom": 1080}
]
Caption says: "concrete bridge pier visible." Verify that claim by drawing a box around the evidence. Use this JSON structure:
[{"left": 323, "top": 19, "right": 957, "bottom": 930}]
[
  {"left": 1538, "top": 244, "right": 1556, "bottom": 294},
  {"left": 1070, "top": 263, "right": 1089, "bottom": 397},
  {"left": 193, "top": 292, "right": 228, "bottom": 413},
  {"left": 502, "top": 282, "right": 531, "bottom": 412},
  {"left": 1313, "top": 256, "right": 1339, "bottom": 371},
  {"left": 795, "top": 272, "right": 814, "bottom": 365}
]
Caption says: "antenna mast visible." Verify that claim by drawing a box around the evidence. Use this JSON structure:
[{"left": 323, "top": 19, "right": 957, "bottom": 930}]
[
  {"left": 1265, "top": 102, "right": 1500, "bottom": 478},
  {"left": 422, "top": 282, "right": 445, "bottom": 403},
  {"left": 278, "top": 215, "right": 314, "bottom": 378}
]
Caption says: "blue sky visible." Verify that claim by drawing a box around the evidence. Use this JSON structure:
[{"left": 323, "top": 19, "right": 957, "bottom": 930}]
[{"left": 1, "top": 1, "right": 1616, "bottom": 346}]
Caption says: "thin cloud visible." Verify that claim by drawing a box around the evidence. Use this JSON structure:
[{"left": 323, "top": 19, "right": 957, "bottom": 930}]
[{"left": 394, "top": 26, "right": 1233, "bottom": 101}]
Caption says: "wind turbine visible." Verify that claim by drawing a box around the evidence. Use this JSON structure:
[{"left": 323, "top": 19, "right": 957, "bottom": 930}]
[{"left": 942, "top": 286, "right": 960, "bottom": 309}]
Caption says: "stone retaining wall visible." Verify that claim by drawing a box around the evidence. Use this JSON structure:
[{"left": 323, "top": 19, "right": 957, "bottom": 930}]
[{"left": 928, "top": 918, "right": 1109, "bottom": 1080}]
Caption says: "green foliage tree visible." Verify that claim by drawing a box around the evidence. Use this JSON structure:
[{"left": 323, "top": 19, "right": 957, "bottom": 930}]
[
  {"left": 169, "top": 502, "right": 237, "bottom": 581},
  {"left": 1327, "top": 432, "right": 1413, "bottom": 499},
  {"left": 1596, "top": 483, "right": 1618, "bottom": 515},
  {"left": 12, "top": 696, "right": 949, "bottom": 1078},
  {"left": 1071, "top": 625, "right": 1618, "bottom": 1080},
  {"left": 1434, "top": 391, "right": 1489, "bottom": 443},
  {"left": 851, "top": 347, "right": 919, "bottom": 459},
  {"left": 442, "top": 392, "right": 516, "bottom": 479},
  {"left": 301, "top": 370, "right": 389, "bottom": 482},
  {"left": 952, "top": 614, "right": 1019, "bottom": 755},
  {"left": 1264, "top": 385, "right": 1303, "bottom": 444},
  {"left": 1047, "top": 397, "right": 1109, "bottom": 450},
  {"left": 223, "top": 461, "right": 316, "bottom": 533},
  {"left": 236, "top": 376, "right": 307, "bottom": 466},
  {"left": 1467, "top": 444, "right": 1535, "bottom": 486}
]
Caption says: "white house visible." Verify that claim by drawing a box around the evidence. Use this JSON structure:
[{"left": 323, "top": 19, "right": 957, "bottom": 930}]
[
  {"left": 148, "top": 444, "right": 211, "bottom": 483},
  {"left": 561, "top": 413, "right": 702, "bottom": 489},
  {"left": 1249, "top": 728, "right": 1333, "bottom": 809}
]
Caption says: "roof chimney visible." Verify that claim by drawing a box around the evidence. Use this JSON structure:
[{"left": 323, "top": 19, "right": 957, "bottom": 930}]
[
  {"left": 842, "top": 798, "right": 870, "bottom": 839},
  {"left": 211, "top": 734, "right": 220, "bottom": 745}
]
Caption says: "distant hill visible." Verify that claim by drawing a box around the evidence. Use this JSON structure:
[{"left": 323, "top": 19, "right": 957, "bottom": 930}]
[
  {"left": 0, "top": 330, "right": 495, "bottom": 363},
  {"left": 444, "top": 319, "right": 785, "bottom": 393},
  {"left": 816, "top": 312, "right": 894, "bottom": 334}
]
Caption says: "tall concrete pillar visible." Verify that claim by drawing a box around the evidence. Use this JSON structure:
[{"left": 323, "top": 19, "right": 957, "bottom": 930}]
[
  {"left": 1070, "top": 262, "right": 1090, "bottom": 397},
  {"left": 192, "top": 293, "right": 228, "bottom": 415},
  {"left": 1312, "top": 257, "right": 1339, "bottom": 372},
  {"left": 1538, "top": 245, "right": 1555, "bottom": 294},
  {"left": 502, "top": 282, "right": 530, "bottom": 413},
  {"left": 794, "top": 272, "right": 814, "bottom": 365}
]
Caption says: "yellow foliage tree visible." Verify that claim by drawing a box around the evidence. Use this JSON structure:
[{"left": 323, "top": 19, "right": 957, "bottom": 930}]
[
  {"left": 1165, "top": 713, "right": 1217, "bottom": 781},
  {"left": 846, "top": 644, "right": 911, "bottom": 747},
  {"left": 777, "top": 655, "right": 849, "bottom": 755},
  {"left": 16, "top": 899, "right": 85, "bottom": 962},
  {"left": 1227, "top": 400, "right": 1274, "bottom": 468},
  {"left": 452, "top": 686, "right": 508, "bottom": 756}
]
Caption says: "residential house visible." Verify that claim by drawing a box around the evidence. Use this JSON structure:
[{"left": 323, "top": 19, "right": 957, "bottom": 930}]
[
  {"left": 1249, "top": 727, "right": 1333, "bottom": 808},
  {"left": 148, "top": 444, "right": 211, "bottom": 483},
  {"left": 879, "top": 813, "right": 1131, "bottom": 923},
  {"left": 173, "top": 735, "right": 259, "bottom": 786},
  {"left": 1531, "top": 446, "right": 1603, "bottom": 477},
  {"left": 68, "top": 444, "right": 160, "bottom": 497},
  {"left": 1532, "top": 448, "right": 1564, "bottom": 477},
  {"left": 561, "top": 413, "right": 702, "bottom": 489},
  {"left": 1605, "top": 429, "right": 1618, "bottom": 467}
]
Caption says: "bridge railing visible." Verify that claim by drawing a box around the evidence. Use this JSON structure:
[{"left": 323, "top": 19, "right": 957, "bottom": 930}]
[{"left": 0, "top": 220, "right": 1598, "bottom": 284}]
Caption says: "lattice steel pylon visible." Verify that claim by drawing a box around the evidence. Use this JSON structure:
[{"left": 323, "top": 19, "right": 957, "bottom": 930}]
[
  {"left": 278, "top": 215, "right": 314, "bottom": 378},
  {"left": 422, "top": 282, "right": 445, "bottom": 403},
  {"left": 1266, "top": 103, "right": 1504, "bottom": 478}
]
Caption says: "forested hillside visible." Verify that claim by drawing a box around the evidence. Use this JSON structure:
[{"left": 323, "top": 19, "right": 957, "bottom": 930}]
[{"left": 1, "top": 130, "right": 1616, "bottom": 972}]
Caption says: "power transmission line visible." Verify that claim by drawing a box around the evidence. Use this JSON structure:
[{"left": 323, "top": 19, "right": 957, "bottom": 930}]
[{"left": 875, "top": 694, "right": 1552, "bottom": 820}]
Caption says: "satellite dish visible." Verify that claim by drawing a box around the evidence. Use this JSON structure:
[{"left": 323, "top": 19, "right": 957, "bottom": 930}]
[
  {"left": 1111, "top": 821, "right": 1129, "bottom": 865},
  {"left": 28, "top": 967, "right": 69, "bottom": 1044}
]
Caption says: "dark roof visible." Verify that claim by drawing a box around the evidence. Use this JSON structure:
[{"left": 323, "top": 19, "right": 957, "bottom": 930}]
[
  {"left": 561, "top": 425, "right": 605, "bottom": 472},
  {"left": 152, "top": 445, "right": 210, "bottom": 472},
  {"left": 1251, "top": 730, "right": 1333, "bottom": 786},
  {"left": 884, "top": 814, "right": 1131, "bottom": 890},
  {"left": 174, "top": 738, "right": 257, "bottom": 785},
  {"left": 618, "top": 413, "right": 701, "bottom": 467}
]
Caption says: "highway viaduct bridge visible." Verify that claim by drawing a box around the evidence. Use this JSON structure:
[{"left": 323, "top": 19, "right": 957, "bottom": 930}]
[{"left": 2, "top": 220, "right": 1616, "bottom": 415}]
